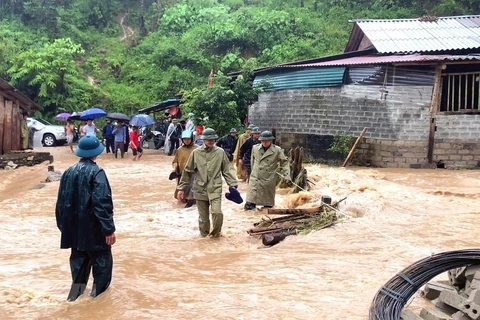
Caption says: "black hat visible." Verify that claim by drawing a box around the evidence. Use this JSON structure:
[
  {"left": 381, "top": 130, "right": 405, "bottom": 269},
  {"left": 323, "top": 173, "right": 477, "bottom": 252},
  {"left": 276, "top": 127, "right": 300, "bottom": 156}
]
[{"left": 225, "top": 186, "right": 243, "bottom": 204}]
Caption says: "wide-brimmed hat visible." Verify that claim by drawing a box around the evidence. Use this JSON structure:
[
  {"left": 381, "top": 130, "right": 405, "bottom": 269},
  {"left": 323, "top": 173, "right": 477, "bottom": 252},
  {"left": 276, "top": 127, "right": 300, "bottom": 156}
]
[
  {"left": 200, "top": 128, "right": 218, "bottom": 140},
  {"left": 230, "top": 128, "right": 237, "bottom": 133},
  {"left": 251, "top": 127, "right": 261, "bottom": 134},
  {"left": 225, "top": 186, "right": 243, "bottom": 204},
  {"left": 259, "top": 130, "right": 275, "bottom": 141},
  {"left": 75, "top": 135, "right": 104, "bottom": 158},
  {"left": 247, "top": 124, "right": 255, "bottom": 130}
]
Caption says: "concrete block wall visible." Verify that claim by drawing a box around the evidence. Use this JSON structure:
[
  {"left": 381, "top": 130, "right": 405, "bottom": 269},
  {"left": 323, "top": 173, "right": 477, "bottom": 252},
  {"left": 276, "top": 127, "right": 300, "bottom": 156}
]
[
  {"left": 249, "top": 84, "right": 480, "bottom": 168},
  {"left": 250, "top": 85, "right": 432, "bottom": 141}
]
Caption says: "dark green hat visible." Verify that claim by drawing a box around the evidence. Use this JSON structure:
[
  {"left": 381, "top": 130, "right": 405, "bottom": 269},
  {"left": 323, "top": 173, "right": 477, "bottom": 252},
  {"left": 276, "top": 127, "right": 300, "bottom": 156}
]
[
  {"left": 200, "top": 127, "right": 218, "bottom": 140},
  {"left": 247, "top": 124, "right": 255, "bottom": 130},
  {"left": 259, "top": 130, "right": 275, "bottom": 141},
  {"left": 251, "top": 127, "right": 261, "bottom": 134}
]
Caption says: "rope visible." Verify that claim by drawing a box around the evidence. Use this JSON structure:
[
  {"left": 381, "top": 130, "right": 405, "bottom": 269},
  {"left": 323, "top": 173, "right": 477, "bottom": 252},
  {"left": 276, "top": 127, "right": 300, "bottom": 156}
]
[{"left": 276, "top": 172, "right": 432, "bottom": 256}]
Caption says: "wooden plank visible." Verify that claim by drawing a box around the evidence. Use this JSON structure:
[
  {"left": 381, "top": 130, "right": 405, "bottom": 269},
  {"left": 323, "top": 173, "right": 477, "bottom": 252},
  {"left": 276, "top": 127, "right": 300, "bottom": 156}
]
[
  {"left": 343, "top": 127, "right": 368, "bottom": 167},
  {"left": 427, "top": 65, "right": 443, "bottom": 164},
  {"left": 3, "top": 100, "right": 12, "bottom": 153},
  {"left": 0, "top": 96, "right": 4, "bottom": 155},
  {"left": 11, "top": 103, "right": 20, "bottom": 151}
]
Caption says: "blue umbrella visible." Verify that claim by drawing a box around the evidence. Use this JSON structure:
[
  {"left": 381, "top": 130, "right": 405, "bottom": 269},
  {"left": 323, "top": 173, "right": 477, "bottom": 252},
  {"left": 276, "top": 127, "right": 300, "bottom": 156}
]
[
  {"left": 130, "top": 114, "right": 156, "bottom": 126},
  {"left": 80, "top": 108, "right": 107, "bottom": 120}
]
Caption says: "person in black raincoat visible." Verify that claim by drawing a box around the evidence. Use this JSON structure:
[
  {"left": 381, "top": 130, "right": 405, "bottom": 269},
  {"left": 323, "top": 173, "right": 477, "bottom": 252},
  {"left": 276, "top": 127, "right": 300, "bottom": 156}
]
[
  {"left": 238, "top": 127, "right": 261, "bottom": 181},
  {"left": 55, "top": 135, "right": 116, "bottom": 302},
  {"left": 216, "top": 128, "right": 238, "bottom": 162}
]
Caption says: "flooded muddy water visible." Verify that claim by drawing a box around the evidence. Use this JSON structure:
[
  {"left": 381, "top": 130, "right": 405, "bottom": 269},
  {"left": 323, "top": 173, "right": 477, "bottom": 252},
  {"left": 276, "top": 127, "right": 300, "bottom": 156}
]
[{"left": 1, "top": 146, "right": 480, "bottom": 319}]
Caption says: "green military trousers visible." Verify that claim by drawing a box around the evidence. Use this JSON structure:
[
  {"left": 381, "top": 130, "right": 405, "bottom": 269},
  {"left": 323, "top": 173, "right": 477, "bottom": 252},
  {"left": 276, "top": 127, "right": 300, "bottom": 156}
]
[{"left": 196, "top": 198, "right": 223, "bottom": 237}]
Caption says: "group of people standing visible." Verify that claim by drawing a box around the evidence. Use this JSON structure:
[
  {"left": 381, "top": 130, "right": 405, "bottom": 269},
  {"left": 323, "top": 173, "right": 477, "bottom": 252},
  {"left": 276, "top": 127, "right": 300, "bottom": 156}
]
[{"left": 64, "top": 118, "right": 143, "bottom": 161}]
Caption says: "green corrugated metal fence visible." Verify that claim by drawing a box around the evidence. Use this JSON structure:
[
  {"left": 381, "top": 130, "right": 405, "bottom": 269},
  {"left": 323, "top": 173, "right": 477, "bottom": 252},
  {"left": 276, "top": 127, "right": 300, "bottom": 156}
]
[{"left": 253, "top": 67, "right": 346, "bottom": 91}]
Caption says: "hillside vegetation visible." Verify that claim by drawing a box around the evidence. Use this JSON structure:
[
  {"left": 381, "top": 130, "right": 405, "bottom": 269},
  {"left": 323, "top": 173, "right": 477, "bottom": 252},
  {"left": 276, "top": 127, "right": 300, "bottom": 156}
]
[{"left": 0, "top": 0, "right": 477, "bottom": 133}]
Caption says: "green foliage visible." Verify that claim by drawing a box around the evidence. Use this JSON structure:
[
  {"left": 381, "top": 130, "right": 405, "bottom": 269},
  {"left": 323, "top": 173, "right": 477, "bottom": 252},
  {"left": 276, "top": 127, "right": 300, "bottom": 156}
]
[
  {"left": 328, "top": 133, "right": 356, "bottom": 156},
  {"left": 0, "top": 0, "right": 477, "bottom": 121},
  {"left": 7, "top": 38, "right": 86, "bottom": 113},
  {"left": 181, "top": 73, "right": 240, "bottom": 136}
]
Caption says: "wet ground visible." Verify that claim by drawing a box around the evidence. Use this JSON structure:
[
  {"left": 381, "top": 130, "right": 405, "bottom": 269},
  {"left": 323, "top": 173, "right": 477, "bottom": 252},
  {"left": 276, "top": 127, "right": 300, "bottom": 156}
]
[{"left": 1, "top": 146, "right": 480, "bottom": 319}]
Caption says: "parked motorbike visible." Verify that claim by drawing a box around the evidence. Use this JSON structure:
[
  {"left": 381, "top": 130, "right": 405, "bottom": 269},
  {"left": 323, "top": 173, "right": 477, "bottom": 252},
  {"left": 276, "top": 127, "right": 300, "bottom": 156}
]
[{"left": 140, "top": 130, "right": 165, "bottom": 149}]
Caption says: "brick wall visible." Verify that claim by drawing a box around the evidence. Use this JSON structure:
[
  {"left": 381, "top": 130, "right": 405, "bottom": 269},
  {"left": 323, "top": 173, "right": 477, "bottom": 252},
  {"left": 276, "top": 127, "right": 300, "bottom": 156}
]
[{"left": 249, "top": 84, "right": 480, "bottom": 168}]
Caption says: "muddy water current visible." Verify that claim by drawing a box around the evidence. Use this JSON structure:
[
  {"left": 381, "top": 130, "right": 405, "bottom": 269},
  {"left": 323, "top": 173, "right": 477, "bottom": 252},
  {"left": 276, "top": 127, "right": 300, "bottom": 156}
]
[{"left": 1, "top": 147, "right": 480, "bottom": 319}]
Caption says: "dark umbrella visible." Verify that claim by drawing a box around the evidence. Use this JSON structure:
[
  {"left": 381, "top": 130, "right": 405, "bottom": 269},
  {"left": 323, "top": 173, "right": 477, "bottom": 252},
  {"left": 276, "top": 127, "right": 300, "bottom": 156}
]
[
  {"left": 80, "top": 108, "right": 107, "bottom": 120},
  {"left": 130, "top": 114, "right": 156, "bottom": 126},
  {"left": 106, "top": 112, "right": 130, "bottom": 121},
  {"left": 55, "top": 112, "right": 71, "bottom": 121},
  {"left": 69, "top": 112, "right": 82, "bottom": 121}
]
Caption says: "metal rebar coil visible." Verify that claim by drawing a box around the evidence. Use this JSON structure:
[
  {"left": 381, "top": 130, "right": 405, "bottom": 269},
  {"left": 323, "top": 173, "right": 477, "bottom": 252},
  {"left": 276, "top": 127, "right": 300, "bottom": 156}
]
[{"left": 369, "top": 249, "right": 480, "bottom": 320}]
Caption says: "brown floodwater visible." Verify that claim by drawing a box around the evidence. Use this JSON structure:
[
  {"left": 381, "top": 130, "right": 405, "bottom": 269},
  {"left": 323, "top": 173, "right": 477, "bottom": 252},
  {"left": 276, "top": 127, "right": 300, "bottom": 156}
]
[{"left": 1, "top": 146, "right": 480, "bottom": 319}]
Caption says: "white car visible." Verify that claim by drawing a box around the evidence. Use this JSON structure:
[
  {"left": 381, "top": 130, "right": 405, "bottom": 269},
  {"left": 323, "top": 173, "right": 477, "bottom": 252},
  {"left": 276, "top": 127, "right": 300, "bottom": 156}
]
[{"left": 27, "top": 117, "right": 67, "bottom": 147}]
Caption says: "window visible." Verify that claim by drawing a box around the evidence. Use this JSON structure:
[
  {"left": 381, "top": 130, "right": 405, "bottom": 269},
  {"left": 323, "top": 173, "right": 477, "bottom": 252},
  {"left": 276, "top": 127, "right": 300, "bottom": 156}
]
[{"left": 440, "top": 72, "right": 480, "bottom": 113}]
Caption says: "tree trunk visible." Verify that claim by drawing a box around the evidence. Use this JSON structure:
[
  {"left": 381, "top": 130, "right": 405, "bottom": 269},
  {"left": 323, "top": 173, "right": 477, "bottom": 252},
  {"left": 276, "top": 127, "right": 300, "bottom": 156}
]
[{"left": 267, "top": 207, "right": 320, "bottom": 215}]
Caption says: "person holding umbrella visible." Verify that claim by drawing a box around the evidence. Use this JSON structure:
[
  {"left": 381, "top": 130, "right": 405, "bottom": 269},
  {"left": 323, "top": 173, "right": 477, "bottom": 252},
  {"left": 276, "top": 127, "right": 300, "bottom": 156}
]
[
  {"left": 102, "top": 119, "right": 115, "bottom": 154},
  {"left": 82, "top": 119, "right": 100, "bottom": 136},
  {"left": 112, "top": 120, "right": 127, "bottom": 159}
]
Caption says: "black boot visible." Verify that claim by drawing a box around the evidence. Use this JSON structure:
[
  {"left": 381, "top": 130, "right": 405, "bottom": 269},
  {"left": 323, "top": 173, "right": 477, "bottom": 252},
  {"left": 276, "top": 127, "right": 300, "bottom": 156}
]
[{"left": 244, "top": 202, "right": 256, "bottom": 211}]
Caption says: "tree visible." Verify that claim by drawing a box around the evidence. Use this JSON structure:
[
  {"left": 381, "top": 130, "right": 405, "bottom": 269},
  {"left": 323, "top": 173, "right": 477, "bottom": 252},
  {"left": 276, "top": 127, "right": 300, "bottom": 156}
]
[{"left": 7, "top": 38, "right": 88, "bottom": 112}]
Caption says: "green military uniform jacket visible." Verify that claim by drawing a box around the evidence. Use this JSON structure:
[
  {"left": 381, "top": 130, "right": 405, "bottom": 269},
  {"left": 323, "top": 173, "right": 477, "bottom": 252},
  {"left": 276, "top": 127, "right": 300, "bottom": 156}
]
[
  {"left": 177, "top": 145, "right": 238, "bottom": 201},
  {"left": 246, "top": 144, "right": 290, "bottom": 207}
]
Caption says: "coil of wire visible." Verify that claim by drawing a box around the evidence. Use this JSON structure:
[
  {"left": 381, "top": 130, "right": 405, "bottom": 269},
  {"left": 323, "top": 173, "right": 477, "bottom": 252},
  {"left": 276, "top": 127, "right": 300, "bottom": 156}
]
[{"left": 369, "top": 249, "right": 480, "bottom": 320}]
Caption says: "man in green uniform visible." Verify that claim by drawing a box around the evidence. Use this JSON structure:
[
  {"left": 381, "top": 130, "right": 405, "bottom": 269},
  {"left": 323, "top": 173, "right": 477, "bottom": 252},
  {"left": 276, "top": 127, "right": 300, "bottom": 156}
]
[
  {"left": 244, "top": 131, "right": 291, "bottom": 211},
  {"left": 177, "top": 128, "right": 238, "bottom": 237},
  {"left": 20, "top": 111, "right": 28, "bottom": 150}
]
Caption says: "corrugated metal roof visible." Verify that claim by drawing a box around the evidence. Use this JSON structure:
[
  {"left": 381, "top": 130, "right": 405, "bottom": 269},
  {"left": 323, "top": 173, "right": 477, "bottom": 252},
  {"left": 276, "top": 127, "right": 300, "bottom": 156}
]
[
  {"left": 0, "top": 78, "right": 41, "bottom": 111},
  {"left": 253, "top": 67, "right": 346, "bottom": 91},
  {"left": 281, "top": 54, "right": 480, "bottom": 67},
  {"left": 352, "top": 15, "right": 480, "bottom": 53},
  {"left": 138, "top": 98, "right": 181, "bottom": 114},
  {"left": 348, "top": 65, "right": 435, "bottom": 86}
]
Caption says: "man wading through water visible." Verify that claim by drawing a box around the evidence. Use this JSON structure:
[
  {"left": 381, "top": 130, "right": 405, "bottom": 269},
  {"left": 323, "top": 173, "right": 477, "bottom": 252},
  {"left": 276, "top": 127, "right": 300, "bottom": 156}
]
[
  {"left": 176, "top": 128, "right": 238, "bottom": 237},
  {"left": 244, "top": 131, "right": 290, "bottom": 211},
  {"left": 172, "top": 130, "right": 198, "bottom": 207},
  {"left": 55, "top": 135, "right": 116, "bottom": 301}
]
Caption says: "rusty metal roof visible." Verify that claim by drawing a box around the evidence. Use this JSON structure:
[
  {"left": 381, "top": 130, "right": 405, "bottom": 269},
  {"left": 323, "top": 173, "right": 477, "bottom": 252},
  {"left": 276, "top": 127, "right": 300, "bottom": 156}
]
[
  {"left": 347, "top": 15, "right": 480, "bottom": 54},
  {"left": 281, "top": 54, "right": 480, "bottom": 67},
  {"left": 0, "top": 78, "right": 41, "bottom": 111}
]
